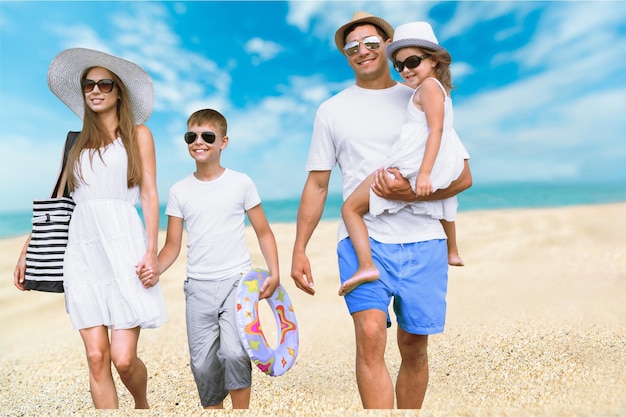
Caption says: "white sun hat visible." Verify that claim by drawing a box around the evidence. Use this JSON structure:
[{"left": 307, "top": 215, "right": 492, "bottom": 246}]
[
  {"left": 47, "top": 48, "right": 154, "bottom": 124},
  {"left": 386, "top": 21, "right": 446, "bottom": 59}
]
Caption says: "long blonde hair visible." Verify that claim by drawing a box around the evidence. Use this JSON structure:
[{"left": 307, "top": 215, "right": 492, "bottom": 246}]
[{"left": 65, "top": 67, "right": 142, "bottom": 191}]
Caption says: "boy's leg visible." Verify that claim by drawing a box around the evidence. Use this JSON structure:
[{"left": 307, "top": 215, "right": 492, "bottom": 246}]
[
  {"left": 440, "top": 220, "right": 464, "bottom": 266},
  {"left": 229, "top": 387, "right": 252, "bottom": 409},
  {"left": 340, "top": 173, "right": 380, "bottom": 295},
  {"left": 184, "top": 278, "right": 229, "bottom": 408},
  {"left": 219, "top": 274, "right": 252, "bottom": 409}
]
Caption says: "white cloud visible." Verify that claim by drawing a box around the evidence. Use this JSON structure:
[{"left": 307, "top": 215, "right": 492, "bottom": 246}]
[{"left": 244, "top": 37, "right": 284, "bottom": 64}]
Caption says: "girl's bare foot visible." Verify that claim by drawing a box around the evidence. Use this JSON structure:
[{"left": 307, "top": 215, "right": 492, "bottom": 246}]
[
  {"left": 339, "top": 267, "right": 379, "bottom": 296},
  {"left": 448, "top": 253, "right": 464, "bottom": 267}
]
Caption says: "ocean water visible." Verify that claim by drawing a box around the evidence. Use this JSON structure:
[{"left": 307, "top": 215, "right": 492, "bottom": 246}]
[{"left": 1, "top": 181, "right": 624, "bottom": 239}]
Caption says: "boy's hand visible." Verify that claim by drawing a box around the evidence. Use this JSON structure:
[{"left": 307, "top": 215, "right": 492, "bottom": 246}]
[{"left": 259, "top": 273, "right": 280, "bottom": 300}]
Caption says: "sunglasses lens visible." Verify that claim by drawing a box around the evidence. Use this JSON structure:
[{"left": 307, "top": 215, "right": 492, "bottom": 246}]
[
  {"left": 343, "top": 41, "right": 359, "bottom": 57},
  {"left": 184, "top": 132, "right": 197, "bottom": 144},
  {"left": 98, "top": 80, "right": 114, "bottom": 93},
  {"left": 362, "top": 37, "right": 380, "bottom": 50},
  {"left": 343, "top": 36, "right": 381, "bottom": 57},
  {"left": 201, "top": 132, "right": 216, "bottom": 144},
  {"left": 405, "top": 56, "right": 422, "bottom": 69},
  {"left": 82, "top": 80, "right": 96, "bottom": 93},
  {"left": 393, "top": 54, "right": 429, "bottom": 73},
  {"left": 185, "top": 132, "right": 216, "bottom": 144},
  {"left": 82, "top": 79, "right": 115, "bottom": 93}
]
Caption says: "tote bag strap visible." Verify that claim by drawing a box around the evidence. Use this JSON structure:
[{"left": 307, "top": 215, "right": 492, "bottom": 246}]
[{"left": 51, "top": 131, "right": 80, "bottom": 198}]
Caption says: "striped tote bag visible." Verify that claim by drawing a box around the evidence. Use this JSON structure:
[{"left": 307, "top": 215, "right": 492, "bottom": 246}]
[
  {"left": 24, "top": 197, "right": 76, "bottom": 292},
  {"left": 23, "top": 131, "right": 79, "bottom": 293}
]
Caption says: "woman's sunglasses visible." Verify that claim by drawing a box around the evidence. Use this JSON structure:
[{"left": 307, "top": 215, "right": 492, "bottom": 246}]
[
  {"left": 184, "top": 131, "right": 216, "bottom": 144},
  {"left": 343, "top": 36, "right": 381, "bottom": 57},
  {"left": 81, "top": 79, "right": 115, "bottom": 93},
  {"left": 392, "top": 54, "right": 430, "bottom": 72}
]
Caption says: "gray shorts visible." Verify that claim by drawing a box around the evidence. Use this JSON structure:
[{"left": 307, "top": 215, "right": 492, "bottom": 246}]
[{"left": 184, "top": 273, "right": 251, "bottom": 407}]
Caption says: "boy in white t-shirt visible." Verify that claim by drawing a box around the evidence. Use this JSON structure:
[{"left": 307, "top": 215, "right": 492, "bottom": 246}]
[{"left": 152, "top": 109, "right": 280, "bottom": 409}]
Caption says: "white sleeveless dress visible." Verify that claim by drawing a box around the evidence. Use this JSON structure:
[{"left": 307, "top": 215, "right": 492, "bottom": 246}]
[
  {"left": 369, "top": 78, "right": 467, "bottom": 220},
  {"left": 63, "top": 138, "right": 168, "bottom": 330}
]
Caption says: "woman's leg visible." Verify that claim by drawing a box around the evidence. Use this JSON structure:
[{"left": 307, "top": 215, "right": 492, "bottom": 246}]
[
  {"left": 339, "top": 173, "right": 380, "bottom": 295},
  {"left": 79, "top": 326, "right": 118, "bottom": 409},
  {"left": 440, "top": 220, "right": 464, "bottom": 266},
  {"left": 110, "top": 326, "right": 149, "bottom": 409}
]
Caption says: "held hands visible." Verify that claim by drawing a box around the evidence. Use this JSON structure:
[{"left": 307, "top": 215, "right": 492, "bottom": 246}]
[{"left": 135, "top": 252, "right": 160, "bottom": 288}]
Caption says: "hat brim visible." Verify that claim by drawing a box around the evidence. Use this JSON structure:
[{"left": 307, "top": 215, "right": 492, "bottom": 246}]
[
  {"left": 47, "top": 48, "right": 154, "bottom": 125},
  {"left": 334, "top": 16, "right": 394, "bottom": 53},
  {"left": 387, "top": 39, "right": 446, "bottom": 59}
]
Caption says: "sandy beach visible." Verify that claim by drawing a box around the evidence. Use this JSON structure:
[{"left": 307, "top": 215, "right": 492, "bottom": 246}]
[{"left": 1, "top": 203, "right": 625, "bottom": 416}]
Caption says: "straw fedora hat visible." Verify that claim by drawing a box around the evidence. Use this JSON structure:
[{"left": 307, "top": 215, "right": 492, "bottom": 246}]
[
  {"left": 386, "top": 21, "right": 446, "bottom": 59},
  {"left": 334, "top": 11, "right": 394, "bottom": 53},
  {"left": 47, "top": 48, "right": 154, "bottom": 125}
]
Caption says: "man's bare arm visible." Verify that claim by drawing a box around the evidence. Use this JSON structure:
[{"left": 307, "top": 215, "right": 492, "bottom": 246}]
[{"left": 372, "top": 160, "right": 472, "bottom": 202}]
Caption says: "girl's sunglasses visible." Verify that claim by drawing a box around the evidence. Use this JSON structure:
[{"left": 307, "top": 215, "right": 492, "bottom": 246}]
[
  {"left": 392, "top": 54, "right": 430, "bottom": 72},
  {"left": 343, "top": 36, "right": 381, "bottom": 57},
  {"left": 184, "top": 131, "right": 216, "bottom": 144},
  {"left": 81, "top": 79, "right": 115, "bottom": 93}
]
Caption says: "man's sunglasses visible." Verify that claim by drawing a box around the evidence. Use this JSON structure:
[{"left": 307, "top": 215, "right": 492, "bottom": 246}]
[
  {"left": 343, "top": 36, "right": 381, "bottom": 57},
  {"left": 82, "top": 79, "right": 115, "bottom": 93},
  {"left": 184, "top": 131, "right": 216, "bottom": 144},
  {"left": 392, "top": 54, "right": 430, "bottom": 72}
]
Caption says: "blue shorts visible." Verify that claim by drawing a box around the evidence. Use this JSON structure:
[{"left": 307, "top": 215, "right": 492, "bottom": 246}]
[{"left": 338, "top": 237, "right": 448, "bottom": 335}]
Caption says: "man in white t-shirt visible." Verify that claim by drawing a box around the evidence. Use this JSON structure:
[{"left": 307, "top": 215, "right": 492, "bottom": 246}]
[{"left": 290, "top": 11, "right": 472, "bottom": 409}]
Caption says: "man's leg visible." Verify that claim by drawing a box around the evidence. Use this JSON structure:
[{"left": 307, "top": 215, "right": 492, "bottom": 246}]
[
  {"left": 396, "top": 328, "right": 429, "bottom": 409},
  {"left": 353, "top": 308, "right": 394, "bottom": 409}
]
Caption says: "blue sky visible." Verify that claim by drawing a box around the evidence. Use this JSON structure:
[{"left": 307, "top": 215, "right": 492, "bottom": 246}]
[{"left": 1, "top": 1, "right": 625, "bottom": 213}]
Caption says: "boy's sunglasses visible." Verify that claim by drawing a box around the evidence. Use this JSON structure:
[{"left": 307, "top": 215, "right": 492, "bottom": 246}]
[
  {"left": 184, "top": 131, "right": 216, "bottom": 144},
  {"left": 392, "top": 54, "right": 430, "bottom": 72},
  {"left": 82, "top": 79, "right": 115, "bottom": 93},
  {"left": 343, "top": 36, "right": 381, "bottom": 57}
]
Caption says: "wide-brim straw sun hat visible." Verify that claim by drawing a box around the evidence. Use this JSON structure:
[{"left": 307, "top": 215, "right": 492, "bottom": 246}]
[
  {"left": 387, "top": 21, "right": 446, "bottom": 59},
  {"left": 47, "top": 48, "right": 154, "bottom": 125},
  {"left": 334, "top": 11, "right": 394, "bottom": 53}
]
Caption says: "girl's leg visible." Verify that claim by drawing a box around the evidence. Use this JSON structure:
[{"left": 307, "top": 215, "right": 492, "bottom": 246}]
[
  {"left": 79, "top": 326, "right": 119, "bottom": 409},
  {"left": 440, "top": 220, "right": 464, "bottom": 266},
  {"left": 339, "top": 173, "right": 380, "bottom": 296},
  {"left": 110, "top": 327, "right": 150, "bottom": 409}
]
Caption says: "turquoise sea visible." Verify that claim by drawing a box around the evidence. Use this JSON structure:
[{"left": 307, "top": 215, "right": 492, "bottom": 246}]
[{"left": 1, "top": 181, "right": 624, "bottom": 239}]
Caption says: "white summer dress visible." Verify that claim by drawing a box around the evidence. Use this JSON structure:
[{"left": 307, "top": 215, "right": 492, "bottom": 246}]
[
  {"left": 63, "top": 138, "right": 168, "bottom": 330},
  {"left": 369, "top": 78, "right": 467, "bottom": 221}
]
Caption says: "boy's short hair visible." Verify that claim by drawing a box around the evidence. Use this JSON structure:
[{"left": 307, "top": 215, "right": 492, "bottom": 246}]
[{"left": 187, "top": 109, "right": 228, "bottom": 137}]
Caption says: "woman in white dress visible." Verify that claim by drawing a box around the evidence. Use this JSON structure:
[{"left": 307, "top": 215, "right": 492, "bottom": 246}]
[{"left": 14, "top": 48, "right": 167, "bottom": 409}]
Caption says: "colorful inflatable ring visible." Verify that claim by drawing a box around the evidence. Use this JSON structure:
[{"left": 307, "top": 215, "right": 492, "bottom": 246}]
[{"left": 236, "top": 268, "right": 299, "bottom": 376}]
